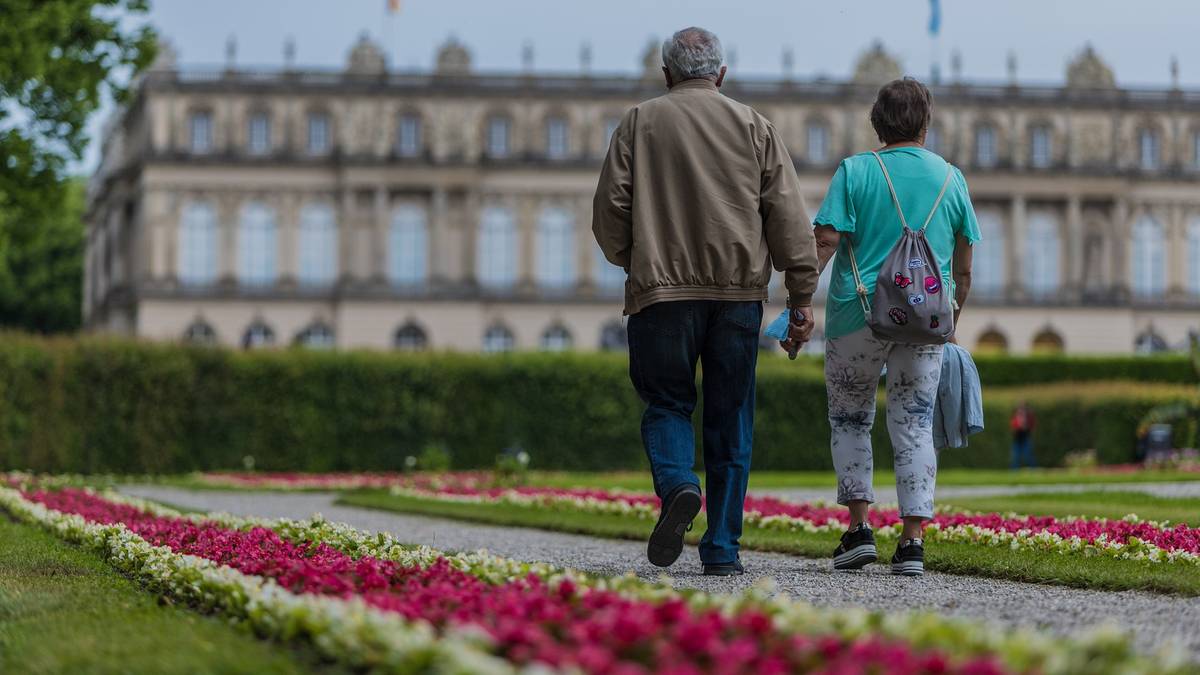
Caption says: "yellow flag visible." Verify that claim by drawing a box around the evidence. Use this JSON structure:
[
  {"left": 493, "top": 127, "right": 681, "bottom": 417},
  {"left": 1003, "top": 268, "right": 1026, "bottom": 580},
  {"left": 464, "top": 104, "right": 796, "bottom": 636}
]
[{"left": 387, "top": 0, "right": 401, "bottom": 13}]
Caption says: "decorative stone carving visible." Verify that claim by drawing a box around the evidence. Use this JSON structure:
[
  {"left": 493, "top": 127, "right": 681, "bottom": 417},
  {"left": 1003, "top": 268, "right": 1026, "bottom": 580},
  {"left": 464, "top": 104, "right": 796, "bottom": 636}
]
[
  {"left": 852, "top": 41, "right": 901, "bottom": 86},
  {"left": 1066, "top": 44, "right": 1115, "bottom": 89},
  {"left": 435, "top": 36, "right": 471, "bottom": 75},
  {"left": 347, "top": 32, "right": 386, "bottom": 75}
]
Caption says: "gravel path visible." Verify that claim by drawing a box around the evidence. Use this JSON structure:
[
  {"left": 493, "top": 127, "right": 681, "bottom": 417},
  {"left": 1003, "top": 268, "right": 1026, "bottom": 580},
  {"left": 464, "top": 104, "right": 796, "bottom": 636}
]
[
  {"left": 760, "top": 480, "right": 1200, "bottom": 504},
  {"left": 121, "top": 485, "right": 1200, "bottom": 660}
]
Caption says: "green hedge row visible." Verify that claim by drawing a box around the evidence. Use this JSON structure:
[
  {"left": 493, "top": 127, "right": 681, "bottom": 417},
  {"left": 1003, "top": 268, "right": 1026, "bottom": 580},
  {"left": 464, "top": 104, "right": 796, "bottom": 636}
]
[{"left": 0, "top": 336, "right": 1195, "bottom": 474}]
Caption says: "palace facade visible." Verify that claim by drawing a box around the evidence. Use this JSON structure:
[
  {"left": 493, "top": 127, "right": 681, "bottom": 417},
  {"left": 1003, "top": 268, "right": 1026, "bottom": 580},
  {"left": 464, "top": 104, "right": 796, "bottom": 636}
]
[{"left": 85, "top": 36, "right": 1200, "bottom": 354}]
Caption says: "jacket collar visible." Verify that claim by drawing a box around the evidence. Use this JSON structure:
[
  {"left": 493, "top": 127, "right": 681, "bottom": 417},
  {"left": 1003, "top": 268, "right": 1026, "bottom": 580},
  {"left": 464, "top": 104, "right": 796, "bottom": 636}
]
[{"left": 669, "top": 78, "right": 719, "bottom": 93}]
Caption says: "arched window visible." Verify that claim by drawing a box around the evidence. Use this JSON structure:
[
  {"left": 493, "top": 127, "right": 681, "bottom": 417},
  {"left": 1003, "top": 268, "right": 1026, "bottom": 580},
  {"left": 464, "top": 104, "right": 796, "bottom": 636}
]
[
  {"left": 242, "top": 320, "right": 275, "bottom": 349},
  {"left": 924, "top": 125, "right": 941, "bottom": 155},
  {"left": 540, "top": 324, "right": 573, "bottom": 351},
  {"left": 388, "top": 204, "right": 428, "bottom": 287},
  {"left": 974, "top": 209, "right": 1006, "bottom": 297},
  {"left": 189, "top": 110, "right": 213, "bottom": 153},
  {"left": 298, "top": 203, "right": 338, "bottom": 287},
  {"left": 482, "top": 323, "right": 515, "bottom": 353},
  {"left": 1135, "top": 329, "right": 1169, "bottom": 354},
  {"left": 545, "top": 115, "right": 569, "bottom": 159},
  {"left": 1139, "top": 128, "right": 1161, "bottom": 170},
  {"left": 1029, "top": 124, "right": 1052, "bottom": 168},
  {"left": 1131, "top": 215, "right": 1167, "bottom": 299},
  {"left": 179, "top": 201, "right": 218, "bottom": 286},
  {"left": 182, "top": 320, "right": 217, "bottom": 345},
  {"left": 1189, "top": 218, "right": 1200, "bottom": 297},
  {"left": 975, "top": 328, "right": 1009, "bottom": 354},
  {"left": 396, "top": 113, "right": 422, "bottom": 158},
  {"left": 307, "top": 111, "right": 331, "bottom": 155},
  {"left": 975, "top": 124, "right": 997, "bottom": 167},
  {"left": 1031, "top": 328, "right": 1065, "bottom": 354},
  {"left": 593, "top": 245, "right": 625, "bottom": 297},
  {"left": 806, "top": 121, "right": 830, "bottom": 164},
  {"left": 599, "top": 320, "right": 628, "bottom": 351},
  {"left": 294, "top": 322, "right": 335, "bottom": 349},
  {"left": 1025, "top": 212, "right": 1060, "bottom": 299},
  {"left": 248, "top": 111, "right": 271, "bottom": 155},
  {"left": 486, "top": 115, "right": 511, "bottom": 158},
  {"left": 238, "top": 202, "right": 277, "bottom": 286},
  {"left": 477, "top": 206, "right": 517, "bottom": 289},
  {"left": 393, "top": 322, "right": 429, "bottom": 351},
  {"left": 536, "top": 207, "right": 574, "bottom": 291}
]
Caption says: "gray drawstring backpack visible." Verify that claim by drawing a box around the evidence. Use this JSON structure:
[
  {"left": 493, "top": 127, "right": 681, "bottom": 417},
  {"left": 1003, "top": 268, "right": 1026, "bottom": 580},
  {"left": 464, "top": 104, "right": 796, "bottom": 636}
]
[{"left": 846, "top": 151, "right": 955, "bottom": 345}]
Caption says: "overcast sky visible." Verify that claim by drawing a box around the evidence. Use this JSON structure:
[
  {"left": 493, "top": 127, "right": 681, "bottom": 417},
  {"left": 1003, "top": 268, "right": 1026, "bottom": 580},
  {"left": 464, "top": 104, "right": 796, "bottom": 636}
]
[{"left": 80, "top": 0, "right": 1200, "bottom": 169}]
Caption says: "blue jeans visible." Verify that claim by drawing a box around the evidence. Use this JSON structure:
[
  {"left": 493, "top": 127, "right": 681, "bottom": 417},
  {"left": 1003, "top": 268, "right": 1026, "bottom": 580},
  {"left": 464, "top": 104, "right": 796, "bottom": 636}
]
[
  {"left": 1011, "top": 435, "right": 1036, "bottom": 469},
  {"left": 627, "top": 300, "right": 762, "bottom": 565}
]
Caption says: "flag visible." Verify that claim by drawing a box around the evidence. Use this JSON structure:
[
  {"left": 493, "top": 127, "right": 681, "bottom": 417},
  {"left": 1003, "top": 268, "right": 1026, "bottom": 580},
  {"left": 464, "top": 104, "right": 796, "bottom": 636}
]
[
  {"left": 388, "top": 0, "right": 401, "bottom": 13},
  {"left": 928, "top": 0, "right": 941, "bottom": 36}
]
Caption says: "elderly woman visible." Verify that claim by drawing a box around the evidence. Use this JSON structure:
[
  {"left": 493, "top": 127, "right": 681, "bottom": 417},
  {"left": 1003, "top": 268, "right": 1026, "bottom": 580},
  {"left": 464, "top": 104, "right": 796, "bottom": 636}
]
[{"left": 794, "top": 78, "right": 979, "bottom": 576}]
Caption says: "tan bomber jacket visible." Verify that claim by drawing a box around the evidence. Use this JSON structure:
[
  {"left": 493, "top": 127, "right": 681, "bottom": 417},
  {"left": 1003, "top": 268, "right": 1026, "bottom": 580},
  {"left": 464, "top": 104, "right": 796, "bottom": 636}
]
[{"left": 592, "top": 78, "right": 819, "bottom": 315}]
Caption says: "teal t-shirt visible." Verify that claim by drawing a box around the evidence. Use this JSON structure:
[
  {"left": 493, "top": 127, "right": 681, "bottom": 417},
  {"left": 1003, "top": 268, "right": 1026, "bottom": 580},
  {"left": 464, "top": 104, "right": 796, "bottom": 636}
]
[{"left": 813, "top": 147, "right": 981, "bottom": 340}]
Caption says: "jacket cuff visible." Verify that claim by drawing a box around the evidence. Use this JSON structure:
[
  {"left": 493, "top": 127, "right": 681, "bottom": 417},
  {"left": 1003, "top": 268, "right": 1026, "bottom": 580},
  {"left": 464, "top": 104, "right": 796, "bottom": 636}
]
[{"left": 789, "top": 292, "right": 814, "bottom": 308}]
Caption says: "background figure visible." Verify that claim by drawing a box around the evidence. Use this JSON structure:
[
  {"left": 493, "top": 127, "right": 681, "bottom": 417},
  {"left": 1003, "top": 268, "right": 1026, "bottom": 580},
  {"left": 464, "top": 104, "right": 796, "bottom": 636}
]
[{"left": 1010, "top": 402, "right": 1037, "bottom": 469}]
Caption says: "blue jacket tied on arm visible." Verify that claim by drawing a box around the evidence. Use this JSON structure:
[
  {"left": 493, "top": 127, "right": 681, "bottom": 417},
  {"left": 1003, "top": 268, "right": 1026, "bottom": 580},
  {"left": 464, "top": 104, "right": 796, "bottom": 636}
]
[{"left": 933, "top": 343, "right": 984, "bottom": 449}]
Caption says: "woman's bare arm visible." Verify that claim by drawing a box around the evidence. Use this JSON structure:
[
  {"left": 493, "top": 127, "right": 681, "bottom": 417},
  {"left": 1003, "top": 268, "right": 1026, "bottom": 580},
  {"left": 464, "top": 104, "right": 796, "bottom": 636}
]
[
  {"left": 951, "top": 233, "right": 973, "bottom": 328},
  {"left": 814, "top": 225, "right": 841, "bottom": 273}
]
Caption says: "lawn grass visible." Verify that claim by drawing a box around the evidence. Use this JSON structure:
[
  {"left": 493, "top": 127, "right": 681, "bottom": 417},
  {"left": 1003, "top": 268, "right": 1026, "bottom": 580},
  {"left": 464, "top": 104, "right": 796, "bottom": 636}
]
[
  {"left": 944, "top": 491, "right": 1200, "bottom": 526},
  {"left": 0, "top": 516, "right": 346, "bottom": 675},
  {"left": 339, "top": 491, "right": 1200, "bottom": 597}
]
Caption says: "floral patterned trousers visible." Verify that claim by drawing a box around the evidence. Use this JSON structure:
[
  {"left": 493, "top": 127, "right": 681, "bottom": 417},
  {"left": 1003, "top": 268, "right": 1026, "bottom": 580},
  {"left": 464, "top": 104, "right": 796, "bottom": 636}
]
[{"left": 824, "top": 328, "right": 944, "bottom": 519}]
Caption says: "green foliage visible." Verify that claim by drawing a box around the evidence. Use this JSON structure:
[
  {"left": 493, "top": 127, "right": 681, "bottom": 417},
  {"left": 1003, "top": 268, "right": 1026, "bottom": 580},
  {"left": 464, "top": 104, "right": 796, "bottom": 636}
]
[
  {"left": 1, "top": 336, "right": 1198, "bottom": 474},
  {"left": 970, "top": 353, "right": 1198, "bottom": 385},
  {"left": 0, "top": 178, "right": 85, "bottom": 333}
]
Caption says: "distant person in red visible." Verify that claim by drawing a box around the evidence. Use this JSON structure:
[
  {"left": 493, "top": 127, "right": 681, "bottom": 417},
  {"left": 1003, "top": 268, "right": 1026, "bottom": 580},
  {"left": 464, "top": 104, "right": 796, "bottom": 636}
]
[{"left": 1010, "top": 402, "right": 1037, "bottom": 469}]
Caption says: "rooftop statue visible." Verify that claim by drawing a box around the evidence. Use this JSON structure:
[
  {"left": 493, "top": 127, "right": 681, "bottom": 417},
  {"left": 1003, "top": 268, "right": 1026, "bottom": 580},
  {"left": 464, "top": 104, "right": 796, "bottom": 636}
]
[
  {"left": 435, "top": 36, "right": 472, "bottom": 76},
  {"left": 347, "top": 32, "right": 386, "bottom": 75},
  {"left": 1066, "top": 44, "right": 1116, "bottom": 90},
  {"left": 852, "top": 40, "right": 902, "bottom": 86}
]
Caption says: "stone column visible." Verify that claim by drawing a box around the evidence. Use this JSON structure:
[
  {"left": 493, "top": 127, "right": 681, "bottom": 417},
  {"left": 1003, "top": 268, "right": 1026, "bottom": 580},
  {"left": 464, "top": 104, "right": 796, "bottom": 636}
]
[
  {"left": 429, "top": 186, "right": 449, "bottom": 287},
  {"left": 1111, "top": 198, "right": 1131, "bottom": 300},
  {"left": 1007, "top": 194, "right": 1027, "bottom": 301},
  {"left": 218, "top": 193, "right": 238, "bottom": 285},
  {"left": 575, "top": 194, "right": 594, "bottom": 296},
  {"left": 462, "top": 191, "right": 480, "bottom": 288},
  {"left": 517, "top": 195, "right": 538, "bottom": 294},
  {"left": 1065, "top": 194, "right": 1084, "bottom": 300},
  {"left": 1168, "top": 202, "right": 1187, "bottom": 300},
  {"left": 372, "top": 186, "right": 389, "bottom": 284},
  {"left": 278, "top": 192, "right": 298, "bottom": 287}
]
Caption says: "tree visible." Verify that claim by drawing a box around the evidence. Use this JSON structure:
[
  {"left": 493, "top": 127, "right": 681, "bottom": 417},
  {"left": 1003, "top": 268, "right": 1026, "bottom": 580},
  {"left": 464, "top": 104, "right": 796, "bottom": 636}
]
[{"left": 0, "top": 0, "right": 155, "bottom": 332}]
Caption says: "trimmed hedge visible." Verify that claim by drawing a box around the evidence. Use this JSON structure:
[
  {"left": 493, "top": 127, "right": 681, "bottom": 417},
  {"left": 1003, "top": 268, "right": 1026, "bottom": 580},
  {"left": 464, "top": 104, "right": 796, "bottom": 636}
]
[{"left": 0, "top": 335, "right": 1196, "bottom": 474}]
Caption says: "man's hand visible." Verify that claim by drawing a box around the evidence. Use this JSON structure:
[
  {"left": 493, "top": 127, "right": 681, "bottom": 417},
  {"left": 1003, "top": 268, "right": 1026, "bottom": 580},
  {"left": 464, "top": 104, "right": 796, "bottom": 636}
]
[{"left": 778, "top": 305, "right": 815, "bottom": 356}]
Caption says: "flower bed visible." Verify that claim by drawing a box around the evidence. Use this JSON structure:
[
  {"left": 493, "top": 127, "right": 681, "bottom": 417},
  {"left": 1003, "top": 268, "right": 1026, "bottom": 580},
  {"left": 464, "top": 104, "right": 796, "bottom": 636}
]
[{"left": 3, "top": 478, "right": 1184, "bottom": 674}]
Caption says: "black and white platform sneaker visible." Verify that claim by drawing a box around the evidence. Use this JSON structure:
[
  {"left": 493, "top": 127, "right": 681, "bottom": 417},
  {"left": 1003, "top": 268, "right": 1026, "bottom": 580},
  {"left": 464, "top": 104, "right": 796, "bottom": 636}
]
[
  {"left": 891, "top": 537, "right": 925, "bottom": 576},
  {"left": 832, "top": 523, "right": 877, "bottom": 570}
]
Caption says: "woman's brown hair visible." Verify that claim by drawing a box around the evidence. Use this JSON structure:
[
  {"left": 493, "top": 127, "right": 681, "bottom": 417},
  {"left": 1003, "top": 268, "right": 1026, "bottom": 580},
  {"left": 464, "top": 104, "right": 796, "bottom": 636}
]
[{"left": 870, "top": 77, "right": 933, "bottom": 145}]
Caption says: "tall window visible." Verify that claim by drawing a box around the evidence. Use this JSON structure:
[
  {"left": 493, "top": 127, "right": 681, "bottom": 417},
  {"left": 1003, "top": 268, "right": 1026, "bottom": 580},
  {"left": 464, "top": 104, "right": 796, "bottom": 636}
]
[
  {"left": 396, "top": 113, "right": 422, "bottom": 158},
  {"left": 1025, "top": 212, "right": 1060, "bottom": 298},
  {"left": 536, "top": 207, "right": 574, "bottom": 290},
  {"left": 1189, "top": 218, "right": 1200, "bottom": 296},
  {"left": 486, "top": 115, "right": 511, "bottom": 158},
  {"left": 546, "top": 116, "right": 569, "bottom": 159},
  {"left": 189, "top": 111, "right": 213, "bottom": 153},
  {"left": 1131, "top": 215, "right": 1167, "bottom": 299},
  {"left": 1192, "top": 131, "right": 1200, "bottom": 170},
  {"left": 924, "top": 126, "right": 941, "bottom": 155},
  {"left": 388, "top": 204, "right": 428, "bottom": 286},
  {"left": 593, "top": 245, "right": 625, "bottom": 296},
  {"left": 975, "top": 124, "right": 997, "bottom": 167},
  {"left": 603, "top": 116, "right": 621, "bottom": 146},
  {"left": 1139, "top": 128, "right": 1161, "bottom": 170},
  {"left": 295, "top": 322, "right": 335, "bottom": 349},
  {"left": 482, "top": 324, "right": 515, "bottom": 353},
  {"left": 599, "top": 320, "right": 627, "bottom": 351},
  {"left": 298, "top": 203, "right": 338, "bottom": 287},
  {"left": 179, "top": 202, "right": 218, "bottom": 286},
  {"left": 248, "top": 112, "right": 271, "bottom": 155},
  {"left": 1029, "top": 125, "right": 1052, "bottom": 168},
  {"left": 806, "top": 121, "right": 830, "bottom": 164},
  {"left": 238, "top": 202, "right": 277, "bottom": 286},
  {"left": 540, "top": 325, "right": 573, "bottom": 351},
  {"left": 477, "top": 206, "right": 517, "bottom": 289},
  {"left": 307, "top": 111, "right": 330, "bottom": 155},
  {"left": 242, "top": 321, "right": 275, "bottom": 349},
  {"left": 394, "top": 322, "right": 428, "bottom": 351},
  {"left": 973, "top": 210, "right": 1006, "bottom": 297}
]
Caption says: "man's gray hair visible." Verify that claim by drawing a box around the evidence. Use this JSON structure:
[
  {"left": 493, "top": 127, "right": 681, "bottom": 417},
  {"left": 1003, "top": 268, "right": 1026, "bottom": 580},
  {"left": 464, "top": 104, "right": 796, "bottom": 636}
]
[{"left": 661, "top": 27, "right": 724, "bottom": 82}]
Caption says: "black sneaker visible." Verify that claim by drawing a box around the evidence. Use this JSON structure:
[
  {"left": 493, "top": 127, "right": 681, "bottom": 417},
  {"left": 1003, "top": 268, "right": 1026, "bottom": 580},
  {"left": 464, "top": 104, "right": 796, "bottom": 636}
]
[
  {"left": 702, "top": 558, "right": 744, "bottom": 576},
  {"left": 891, "top": 538, "right": 925, "bottom": 576},
  {"left": 832, "top": 523, "right": 877, "bottom": 570},
  {"left": 647, "top": 484, "right": 702, "bottom": 567}
]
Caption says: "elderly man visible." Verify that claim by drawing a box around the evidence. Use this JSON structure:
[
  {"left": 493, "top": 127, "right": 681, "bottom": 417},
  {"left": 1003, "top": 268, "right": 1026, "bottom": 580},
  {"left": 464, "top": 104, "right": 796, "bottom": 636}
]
[{"left": 593, "top": 26, "right": 818, "bottom": 575}]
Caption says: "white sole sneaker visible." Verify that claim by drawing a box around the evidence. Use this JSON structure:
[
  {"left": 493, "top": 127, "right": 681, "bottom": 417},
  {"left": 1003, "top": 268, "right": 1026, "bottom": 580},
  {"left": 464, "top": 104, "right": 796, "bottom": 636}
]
[
  {"left": 833, "top": 544, "right": 877, "bottom": 570},
  {"left": 891, "top": 560, "right": 924, "bottom": 576}
]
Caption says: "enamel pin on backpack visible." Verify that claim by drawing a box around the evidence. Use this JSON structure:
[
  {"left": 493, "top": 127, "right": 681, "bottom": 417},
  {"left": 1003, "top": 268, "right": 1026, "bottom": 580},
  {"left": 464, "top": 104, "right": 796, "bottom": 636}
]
[{"left": 847, "top": 151, "right": 955, "bottom": 345}]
